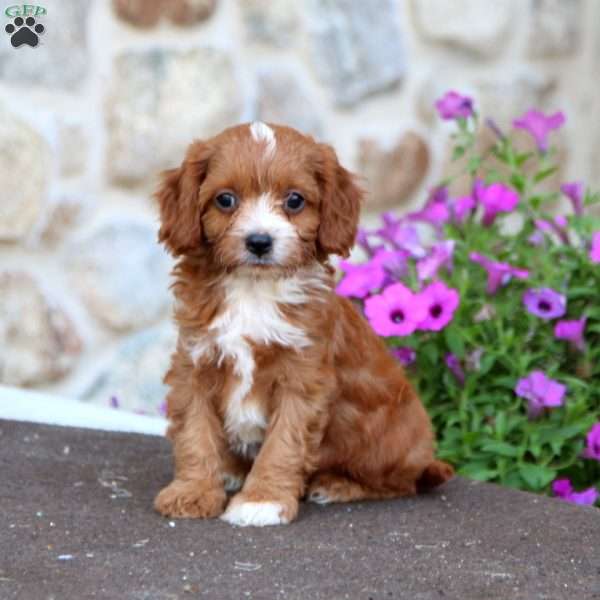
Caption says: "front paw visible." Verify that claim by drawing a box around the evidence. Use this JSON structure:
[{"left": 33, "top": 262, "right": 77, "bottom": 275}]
[
  {"left": 154, "top": 479, "right": 226, "bottom": 519},
  {"left": 220, "top": 492, "right": 298, "bottom": 527}
]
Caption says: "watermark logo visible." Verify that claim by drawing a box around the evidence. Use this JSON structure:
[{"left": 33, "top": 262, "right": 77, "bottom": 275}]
[{"left": 4, "top": 5, "right": 45, "bottom": 47}]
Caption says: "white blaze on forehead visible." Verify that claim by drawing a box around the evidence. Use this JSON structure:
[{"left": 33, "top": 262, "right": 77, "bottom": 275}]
[
  {"left": 235, "top": 193, "right": 297, "bottom": 263},
  {"left": 250, "top": 121, "right": 276, "bottom": 159}
]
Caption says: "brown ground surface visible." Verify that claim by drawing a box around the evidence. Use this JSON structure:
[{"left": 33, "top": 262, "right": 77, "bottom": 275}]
[{"left": 1, "top": 419, "right": 599, "bottom": 600}]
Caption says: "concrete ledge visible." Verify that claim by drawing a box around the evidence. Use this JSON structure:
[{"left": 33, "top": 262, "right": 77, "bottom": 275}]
[
  {"left": 1, "top": 419, "right": 599, "bottom": 600},
  {"left": 0, "top": 385, "right": 167, "bottom": 435}
]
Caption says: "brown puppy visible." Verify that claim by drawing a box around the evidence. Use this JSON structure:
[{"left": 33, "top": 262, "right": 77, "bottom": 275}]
[{"left": 154, "top": 122, "right": 453, "bottom": 526}]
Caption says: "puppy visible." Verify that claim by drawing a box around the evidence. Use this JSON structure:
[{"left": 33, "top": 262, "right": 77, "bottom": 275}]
[{"left": 154, "top": 122, "right": 453, "bottom": 527}]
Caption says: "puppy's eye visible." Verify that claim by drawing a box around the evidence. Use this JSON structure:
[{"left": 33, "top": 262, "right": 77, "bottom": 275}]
[
  {"left": 214, "top": 192, "right": 238, "bottom": 212},
  {"left": 284, "top": 191, "right": 305, "bottom": 214}
]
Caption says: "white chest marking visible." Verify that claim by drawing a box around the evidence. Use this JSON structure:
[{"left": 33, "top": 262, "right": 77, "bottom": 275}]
[{"left": 191, "top": 273, "right": 314, "bottom": 455}]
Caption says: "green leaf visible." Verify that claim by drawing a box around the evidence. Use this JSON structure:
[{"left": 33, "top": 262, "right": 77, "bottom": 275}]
[
  {"left": 467, "top": 156, "right": 482, "bottom": 174},
  {"left": 452, "top": 146, "right": 466, "bottom": 160},
  {"left": 444, "top": 327, "right": 465, "bottom": 358},
  {"left": 518, "top": 463, "right": 556, "bottom": 490},
  {"left": 478, "top": 354, "right": 495, "bottom": 375},
  {"left": 515, "top": 152, "right": 533, "bottom": 168},
  {"left": 510, "top": 173, "right": 526, "bottom": 193},
  {"left": 480, "top": 440, "right": 520, "bottom": 458},
  {"left": 533, "top": 166, "right": 558, "bottom": 184},
  {"left": 458, "top": 463, "right": 498, "bottom": 481}
]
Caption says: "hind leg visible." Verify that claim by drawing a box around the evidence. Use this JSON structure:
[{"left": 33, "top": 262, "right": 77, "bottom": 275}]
[{"left": 306, "top": 471, "right": 416, "bottom": 505}]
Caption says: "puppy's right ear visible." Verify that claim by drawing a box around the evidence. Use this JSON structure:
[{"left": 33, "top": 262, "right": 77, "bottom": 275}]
[{"left": 155, "top": 141, "right": 210, "bottom": 256}]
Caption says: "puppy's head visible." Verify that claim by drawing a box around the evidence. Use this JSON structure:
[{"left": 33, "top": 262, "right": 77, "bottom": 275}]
[{"left": 155, "top": 122, "right": 363, "bottom": 271}]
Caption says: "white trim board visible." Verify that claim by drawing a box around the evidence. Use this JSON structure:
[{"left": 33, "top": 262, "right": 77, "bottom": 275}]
[{"left": 0, "top": 385, "right": 167, "bottom": 436}]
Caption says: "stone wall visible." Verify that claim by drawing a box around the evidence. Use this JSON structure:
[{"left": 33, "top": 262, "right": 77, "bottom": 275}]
[{"left": 1, "top": 0, "right": 598, "bottom": 413}]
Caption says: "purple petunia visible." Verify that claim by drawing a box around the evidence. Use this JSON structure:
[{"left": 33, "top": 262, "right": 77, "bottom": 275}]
[
  {"left": 409, "top": 187, "right": 451, "bottom": 229},
  {"left": 355, "top": 228, "right": 382, "bottom": 257},
  {"left": 528, "top": 230, "right": 545, "bottom": 247},
  {"left": 364, "top": 283, "right": 427, "bottom": 337},
  {"left": 336, "top": 249, "right": 406, "bottom": 299},
  {"left": 554, "top": 317, "right": 586, "bottom": 351},
  {"left": 445, "top": 353, "right": 465, "bottom": 385},
  {"left": 377, "top": 214, "right": 425, "bottom": 258},
  {"left": 391, "top": 347, "right": 416, "bottom": 367},
  {"left": 435, "top": 91, "right": 474, "bottom": 120},
  {"left": 451, "top": 195, "right": 476, "bottom": 223},
  {"left": 552, "top": 478, "right": 598, "bottom": 506},
  {"left": 469, "top": 252, "right": 529, "bottom": 295},
  {"left": 513, "top": 109, "right": 566, "bottom": 152},
  {"left": 515, "top": 370, "right": 566, "bottom": 419},
  {"left": 523, "top": 288, "right": 566, "bottom": 320},
  {"left": 590, "top": 231, "right": 600, "bottom": 263},
  {"left": 560, "top": 181, "right": 584, "bottom": 216},
  {"left": 534, "top": 218, "right": 569, "bottom": 245},
  {"left": 417, "top": 281, "right": 460, "bottom": 332},
  {"left": 417, "top": 240, "right": 455, "bottom": 282},
  {"left": 336, "top": 260, "right": 385, "bottom": 299},
  {"left": 583, "top": 423, "right": 600, "bottom": 461},
  {"left": 474, "top": 180, "right": 519, "bottom": 226}
]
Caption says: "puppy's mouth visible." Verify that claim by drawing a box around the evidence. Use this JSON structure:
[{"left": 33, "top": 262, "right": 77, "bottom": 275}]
[{"left": 244, "top": 254, "right": 276, "bottom": 266}]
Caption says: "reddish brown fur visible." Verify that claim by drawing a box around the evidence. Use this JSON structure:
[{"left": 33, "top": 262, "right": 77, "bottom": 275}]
[{"left": 154, "top": 123, "right": 453, "bottom": 524}]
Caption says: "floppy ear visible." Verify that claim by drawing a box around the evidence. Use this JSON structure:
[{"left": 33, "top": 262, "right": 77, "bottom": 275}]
[
  {"left": 316, "top": 144, "right": 364, "bottom": 258},
  {"left": 155, "top": 141, "right": 210, "bottom": 256}
]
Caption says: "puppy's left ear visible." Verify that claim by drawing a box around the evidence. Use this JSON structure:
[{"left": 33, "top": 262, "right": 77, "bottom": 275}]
[{"left": 316, "top": 143, "right": 364, "bottom": 258}]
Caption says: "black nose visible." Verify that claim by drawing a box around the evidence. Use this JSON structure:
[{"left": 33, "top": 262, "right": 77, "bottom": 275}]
[{"left": 245, "top": 233, "right": 273, "bottom": 257}]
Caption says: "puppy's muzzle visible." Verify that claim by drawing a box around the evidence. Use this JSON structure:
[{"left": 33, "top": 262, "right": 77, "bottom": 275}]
[{"left": 245, "top": 233, "right": 273, "bottom": 257}]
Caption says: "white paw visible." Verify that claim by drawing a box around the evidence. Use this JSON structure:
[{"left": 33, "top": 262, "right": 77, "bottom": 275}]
[
  {"left": 307, "top": 489, "right": 332, "bottom": 505},
  {"left": 222, "top": 473, "right": 244, "bottom": 493},
  {"left": 220, "top": 501, "right": 289, "bottom": 527}
]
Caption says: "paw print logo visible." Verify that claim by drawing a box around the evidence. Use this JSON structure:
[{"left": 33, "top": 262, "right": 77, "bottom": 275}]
[{"left": 5, "top": 16, "right": 45, "bottom": 48}]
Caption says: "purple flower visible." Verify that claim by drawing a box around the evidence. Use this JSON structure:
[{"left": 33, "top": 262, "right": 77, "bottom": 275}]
[
  {"left": 534, "top": 218, "right": 569, "bottom": 245},
  {"left": 336, "top": 249, "right": 406, "bottom": 299},
  {"left": 554, "top": 317, "right": 586, "bottom": 351},
  {"left": 554, "top": 215, "right": 568, "bottom": 229},
  {"left": 474, "top": 303, "right": 496, "bottom": 322},
  {"left": 355, "top": 228, "right": 382, "bottom": 257},
  {"left": 364, "top": 283, "right": 427, "bottom": 337},
  {"left": 110, "top": 396, "right": 120, "bottom": 409},
  {"left": 377, "top": 214, "right": 425, "bottom": 258},
  {"left": 337, "top": 261, "right": 385, "bottom": 299},
  {"left": 474, "top": 180, "right": 519, "bottom": 226},
  {"left": 469, "top": 252, "right": 529, "bottom": 295},
  {"left": 451, "top": 195, "right": 476, "bottom": 223},
  {"left": 445, "top": 353, "right": 465, "bottom": 385},
  {"left": 465, "top": 348, "right": 484, "bottom": 372},
  {"left": 528, "top": 230, "right": 545, "bottom": 246},
  {"left": 534, "top": 219, "right": 553, "bottom": 234},
  {"left": 523, "top": 288, "right": 566, "bottom": 320},
  {"left": 515, "top": 370, "right": 566, "bottom": 419},
  {"left": 583, "top": 423, "right": 600, "bottom": 461},
  {"left": 590, "top": 231, "right": 600, "bottom": 263},
  {"left": 159, "top": 401, "right": 167, "bottom": 416},
  {"left": 417, "top": 240, "right": 455, "bottom": 281},
  {"left": 410, "top": 187, "right": 450, "bottom": 229},
  {"left": 552, "top": 479, "right": 598, "bottom": 506},
  {"left": 417, "top": 281, "right": 460, "bottom": 332},
  {"left": 513, "top": 109, "right": 565, "bottom": 152},
  {"left": 435, "top": 91, "right": 474, "bottom": 120},
  {"left": 391, "top": 347, "right": 416, "bottom": 366},
  {"left": 485, "top": 118, "right": 505, "bottom": 141},
  {"left": 561, "top": 182, "right": 584, "bottom": 216}
]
